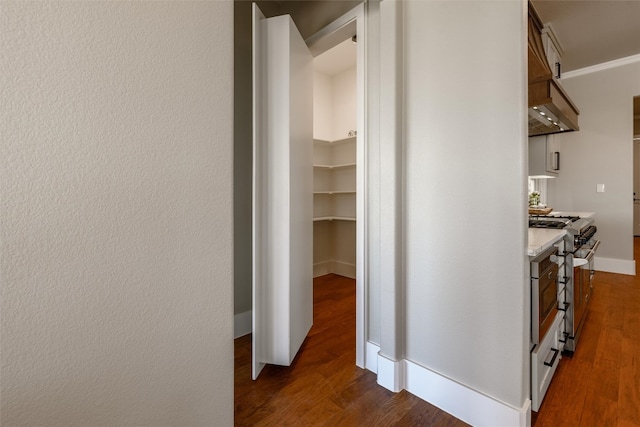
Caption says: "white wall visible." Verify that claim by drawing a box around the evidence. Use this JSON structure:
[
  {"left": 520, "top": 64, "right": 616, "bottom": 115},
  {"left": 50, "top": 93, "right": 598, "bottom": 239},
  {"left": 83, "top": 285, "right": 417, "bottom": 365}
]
[
  {"left": 547, "top": 61, "right": 640, "bottom": 274},
  {"left": 332, "top": 67, "right": 358, "bottom": 140},
  {"left": 313, "top": 71, "right": 334, "bottom": 141},
  {"left": 313, "top": 67, "right": 357, "bottom": 142},
  {"left": 402, "top": 0, "right": 529, "bottom": 409},
  {"left": 1, "top": 2, "right": 234, "bottom": 425}
]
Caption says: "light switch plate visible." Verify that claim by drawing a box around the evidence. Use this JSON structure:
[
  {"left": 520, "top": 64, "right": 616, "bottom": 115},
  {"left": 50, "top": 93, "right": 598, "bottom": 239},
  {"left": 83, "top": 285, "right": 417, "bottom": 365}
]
[{"left": 597, "top": 184, "right": 605, "bottom": 193}]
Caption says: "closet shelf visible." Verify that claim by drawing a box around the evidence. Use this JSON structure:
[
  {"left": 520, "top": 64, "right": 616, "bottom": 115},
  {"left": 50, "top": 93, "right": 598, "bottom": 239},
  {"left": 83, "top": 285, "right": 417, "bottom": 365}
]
[
  {"left": 313, "top": 136, "right": 356, "bottom": 146},
  {"left": 313, "top": 163, "right": 356, "bottom": 170},
  {"left": 313, "top": 190, "right": 356, "bottom": 195},
  {"left": 313, "top": 216, "right": 356, "bottom": 222}
]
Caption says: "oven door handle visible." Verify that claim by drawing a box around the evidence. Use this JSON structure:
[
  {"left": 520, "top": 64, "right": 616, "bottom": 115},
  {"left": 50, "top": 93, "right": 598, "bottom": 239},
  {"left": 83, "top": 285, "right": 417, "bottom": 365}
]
[
  {"left": 583, "top": 240, "right": 601, "bottom": 263},
  {"left": 544, "top": 348, "right": 560, "bottom": 367},
  {"left": 575, "top": 239, "right": 601, "bottom": 259},
  {"left": 582, "top": 240, "right": 600, "bottom": 282}
]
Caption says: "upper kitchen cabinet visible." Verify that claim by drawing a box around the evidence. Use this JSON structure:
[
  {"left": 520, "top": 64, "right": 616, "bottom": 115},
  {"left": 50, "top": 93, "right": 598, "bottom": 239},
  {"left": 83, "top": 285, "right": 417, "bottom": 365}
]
[
  {"left": 529, "top": 134, "right": 560, "bottom": 178},
  {"left": 528, "top": 2, "right": 579, "bottom": 136},
  {"left": 541, "top": 25, "right": 563, "bottom": 80}
]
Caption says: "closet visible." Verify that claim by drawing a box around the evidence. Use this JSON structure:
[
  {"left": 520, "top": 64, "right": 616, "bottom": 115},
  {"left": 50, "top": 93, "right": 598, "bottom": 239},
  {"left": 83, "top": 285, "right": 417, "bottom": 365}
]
[{"left": 312, "top": 38, "right": 357, "bottom": 279}]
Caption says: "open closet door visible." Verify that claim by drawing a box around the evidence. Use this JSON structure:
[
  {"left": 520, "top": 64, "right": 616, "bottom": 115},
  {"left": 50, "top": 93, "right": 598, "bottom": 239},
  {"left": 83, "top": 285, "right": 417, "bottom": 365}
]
[{"left": 252, "top": 3, "right": 314, "bottom": 379}]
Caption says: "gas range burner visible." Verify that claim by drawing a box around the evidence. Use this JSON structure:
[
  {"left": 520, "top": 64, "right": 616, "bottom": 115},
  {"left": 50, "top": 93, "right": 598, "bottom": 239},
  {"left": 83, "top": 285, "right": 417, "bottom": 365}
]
[
  {"left": 529, "top": 220, "right": 566, "bottom": 229},
  {"left": 528, "top": 215, "right": 580, "bottom": 229}
]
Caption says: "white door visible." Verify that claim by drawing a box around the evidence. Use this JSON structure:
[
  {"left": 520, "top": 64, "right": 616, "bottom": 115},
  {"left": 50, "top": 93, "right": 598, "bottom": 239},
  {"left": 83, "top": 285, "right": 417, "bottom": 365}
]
[
  {"left": 252, "top": 4, "right": 314, "bottom": 379},
  {"left": 634, "top": 140, "right": 640, "bottom": 236}
]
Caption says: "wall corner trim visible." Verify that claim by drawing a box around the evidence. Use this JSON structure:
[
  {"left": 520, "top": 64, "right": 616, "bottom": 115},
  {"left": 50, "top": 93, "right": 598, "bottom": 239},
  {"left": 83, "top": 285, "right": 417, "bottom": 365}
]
[
  {"left": 376, "top": 352, "right": 405, "bottom": 392},
  {"left": 365, "top": 341, "right": 380, "bottom": 373}
]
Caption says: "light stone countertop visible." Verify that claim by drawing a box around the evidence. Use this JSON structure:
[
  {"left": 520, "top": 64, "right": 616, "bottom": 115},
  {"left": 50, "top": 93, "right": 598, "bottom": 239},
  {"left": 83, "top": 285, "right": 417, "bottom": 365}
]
[
  {"left": 528, "top": 228, "right": 566, "bottom": 257},
  {"left": 527, "top": 211, "right": 595, "bottom": 257},
  {"left": 548, "top": 211, "right": 595, "bottom": 219}
]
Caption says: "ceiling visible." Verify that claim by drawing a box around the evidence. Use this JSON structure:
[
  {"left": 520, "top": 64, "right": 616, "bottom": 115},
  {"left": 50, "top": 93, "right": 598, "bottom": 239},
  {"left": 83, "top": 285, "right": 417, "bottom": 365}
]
[
  {"left": 313, "top": 38, "right": 356, "bottom": 76},
  {"left": 530, "top": 0, "right": 640, "bottom": 72},
  {"left": 286, "top": 1, "right": 640, "bottom": 79},
  {"left": 302, "top": 0, "right": 640, "bottom": 75}
]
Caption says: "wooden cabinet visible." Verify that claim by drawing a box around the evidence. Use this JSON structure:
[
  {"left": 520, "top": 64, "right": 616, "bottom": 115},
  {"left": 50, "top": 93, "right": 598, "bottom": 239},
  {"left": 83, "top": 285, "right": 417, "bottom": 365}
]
[
  {"left": 313, "top": 136, "right": 356, "bottom": 278},
  {"left": 529, "top": 135, "right": 560, "bottom": 177}
]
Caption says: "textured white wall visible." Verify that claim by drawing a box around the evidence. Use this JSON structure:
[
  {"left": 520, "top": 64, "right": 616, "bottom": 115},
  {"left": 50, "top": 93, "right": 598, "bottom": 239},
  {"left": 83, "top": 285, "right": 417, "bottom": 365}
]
[
  {"left": 547, "top": 62, "right": 640, "bottom": 268},
  {"left": 402, "top": 0, "right": 529, "bottom": 407},
  {"left": 1, "top": 2, "right": 234, "bottom": 425}
]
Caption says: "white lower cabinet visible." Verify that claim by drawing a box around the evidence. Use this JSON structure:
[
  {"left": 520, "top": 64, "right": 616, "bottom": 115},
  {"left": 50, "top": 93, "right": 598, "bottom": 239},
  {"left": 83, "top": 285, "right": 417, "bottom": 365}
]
[
  {"left": 313, "top": 137, "right": 356, "bottom": 278},
  {"left": 531, "top": 311, "right": 564, "bottom": 411}
]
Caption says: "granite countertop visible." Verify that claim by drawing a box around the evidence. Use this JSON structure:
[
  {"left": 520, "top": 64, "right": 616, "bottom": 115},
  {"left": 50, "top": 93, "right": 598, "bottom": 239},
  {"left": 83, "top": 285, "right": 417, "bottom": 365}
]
[{"left": 528, "top": 228, "right": 566, "bottom": 257}]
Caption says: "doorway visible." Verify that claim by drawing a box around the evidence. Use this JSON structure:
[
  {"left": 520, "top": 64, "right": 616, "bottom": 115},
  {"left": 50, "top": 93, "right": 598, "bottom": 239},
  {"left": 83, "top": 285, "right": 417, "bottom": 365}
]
[
  {"left": 305, "top": 3, "right": 367, "bottom": 368},
  {"left": 251, "top": 3, "right": 367, "bottom": 379},
  {"left": 312, "top": 39, "right": 357, "bottom": 280},
  {"left": 306, "top": 4, "right": 367, "bottom": 369}
]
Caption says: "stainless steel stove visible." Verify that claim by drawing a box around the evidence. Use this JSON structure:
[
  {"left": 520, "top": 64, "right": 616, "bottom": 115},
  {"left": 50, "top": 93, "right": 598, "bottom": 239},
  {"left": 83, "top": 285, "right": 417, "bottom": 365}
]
[
  {"left": 528, "top": 214, "right": 600, "bottom": 354},
  {"left": 528, "top": 215, "right": 579, "bottom": 229}
]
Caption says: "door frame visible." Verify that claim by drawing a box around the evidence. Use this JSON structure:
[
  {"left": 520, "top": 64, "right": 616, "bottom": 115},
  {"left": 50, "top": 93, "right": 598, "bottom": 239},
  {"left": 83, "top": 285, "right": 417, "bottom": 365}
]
[
  {"left": 634, "top": 139, "right": 640, "bottom": 236},
  {"left": 634, "top": 96, "right": 640, "bottom": 236},
  {"left": 306, "top": 3, "right": 367, "bottom": 368}
]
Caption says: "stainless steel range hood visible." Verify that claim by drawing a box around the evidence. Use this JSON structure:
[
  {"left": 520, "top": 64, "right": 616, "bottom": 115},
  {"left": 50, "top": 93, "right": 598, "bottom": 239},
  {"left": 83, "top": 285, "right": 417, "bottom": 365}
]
[{"left": 528, "top": 3, "right": 579, "bottom": 136}]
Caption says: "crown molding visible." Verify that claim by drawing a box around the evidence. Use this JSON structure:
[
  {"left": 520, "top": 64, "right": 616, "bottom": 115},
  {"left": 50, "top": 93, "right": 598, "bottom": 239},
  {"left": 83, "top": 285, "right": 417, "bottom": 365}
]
[{"left": 562, "top": 54, "right": 640, "bottom": 79}]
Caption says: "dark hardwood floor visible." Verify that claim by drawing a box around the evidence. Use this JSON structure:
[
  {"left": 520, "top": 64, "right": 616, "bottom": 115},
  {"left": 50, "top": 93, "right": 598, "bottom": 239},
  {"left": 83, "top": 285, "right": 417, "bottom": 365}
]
[
  {"left": 234, "top": 274, "right": 467, "bottom": 426},
  {"left": 236, "top": 240, "right": 640, "bottom": 426},
  {"left": 532, "top": 238, "right": 640, "bottom": 427}
]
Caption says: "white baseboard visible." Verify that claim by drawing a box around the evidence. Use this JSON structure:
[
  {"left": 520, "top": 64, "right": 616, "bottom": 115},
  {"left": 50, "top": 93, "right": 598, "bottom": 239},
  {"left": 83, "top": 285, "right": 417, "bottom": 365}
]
[
  {"left": 332, "top": 260, "right": 356, "bottom": 279},
  {"left": 594, "top": 257, "right": 635, "bottom": 275},
  {"left": 377, "top": 353, "right": 405, "bottom": 392},
  {"left": 313, "top": 260, "right": 356, "bottom": 279},
  {"left": 313, "top": 261, "right": 332, "bottom": 278},
  {"left": 365, "top": 341, "right": 379, "bottom": 373},
  {"left": 366, "top": 342, "right": 530, "bottom": 427},
  {"left": 405, "top": 360, "right": 530, "bottom": 427},
  {"left": 234, "top": 310, "right": 252, "bottom": 338}
]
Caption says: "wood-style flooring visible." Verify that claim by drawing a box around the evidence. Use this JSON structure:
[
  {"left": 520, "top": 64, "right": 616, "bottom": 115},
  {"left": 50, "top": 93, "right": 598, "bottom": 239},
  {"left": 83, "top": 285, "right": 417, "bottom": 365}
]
[
  {"left": 532, "top": 238, "right": 640, "bottom": 427},
  {"left": 234, "top": 274, "right": 467, "bottom": 426},
  {"left": 236, "top": 241, "right": 640, "bottom": 426}
]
